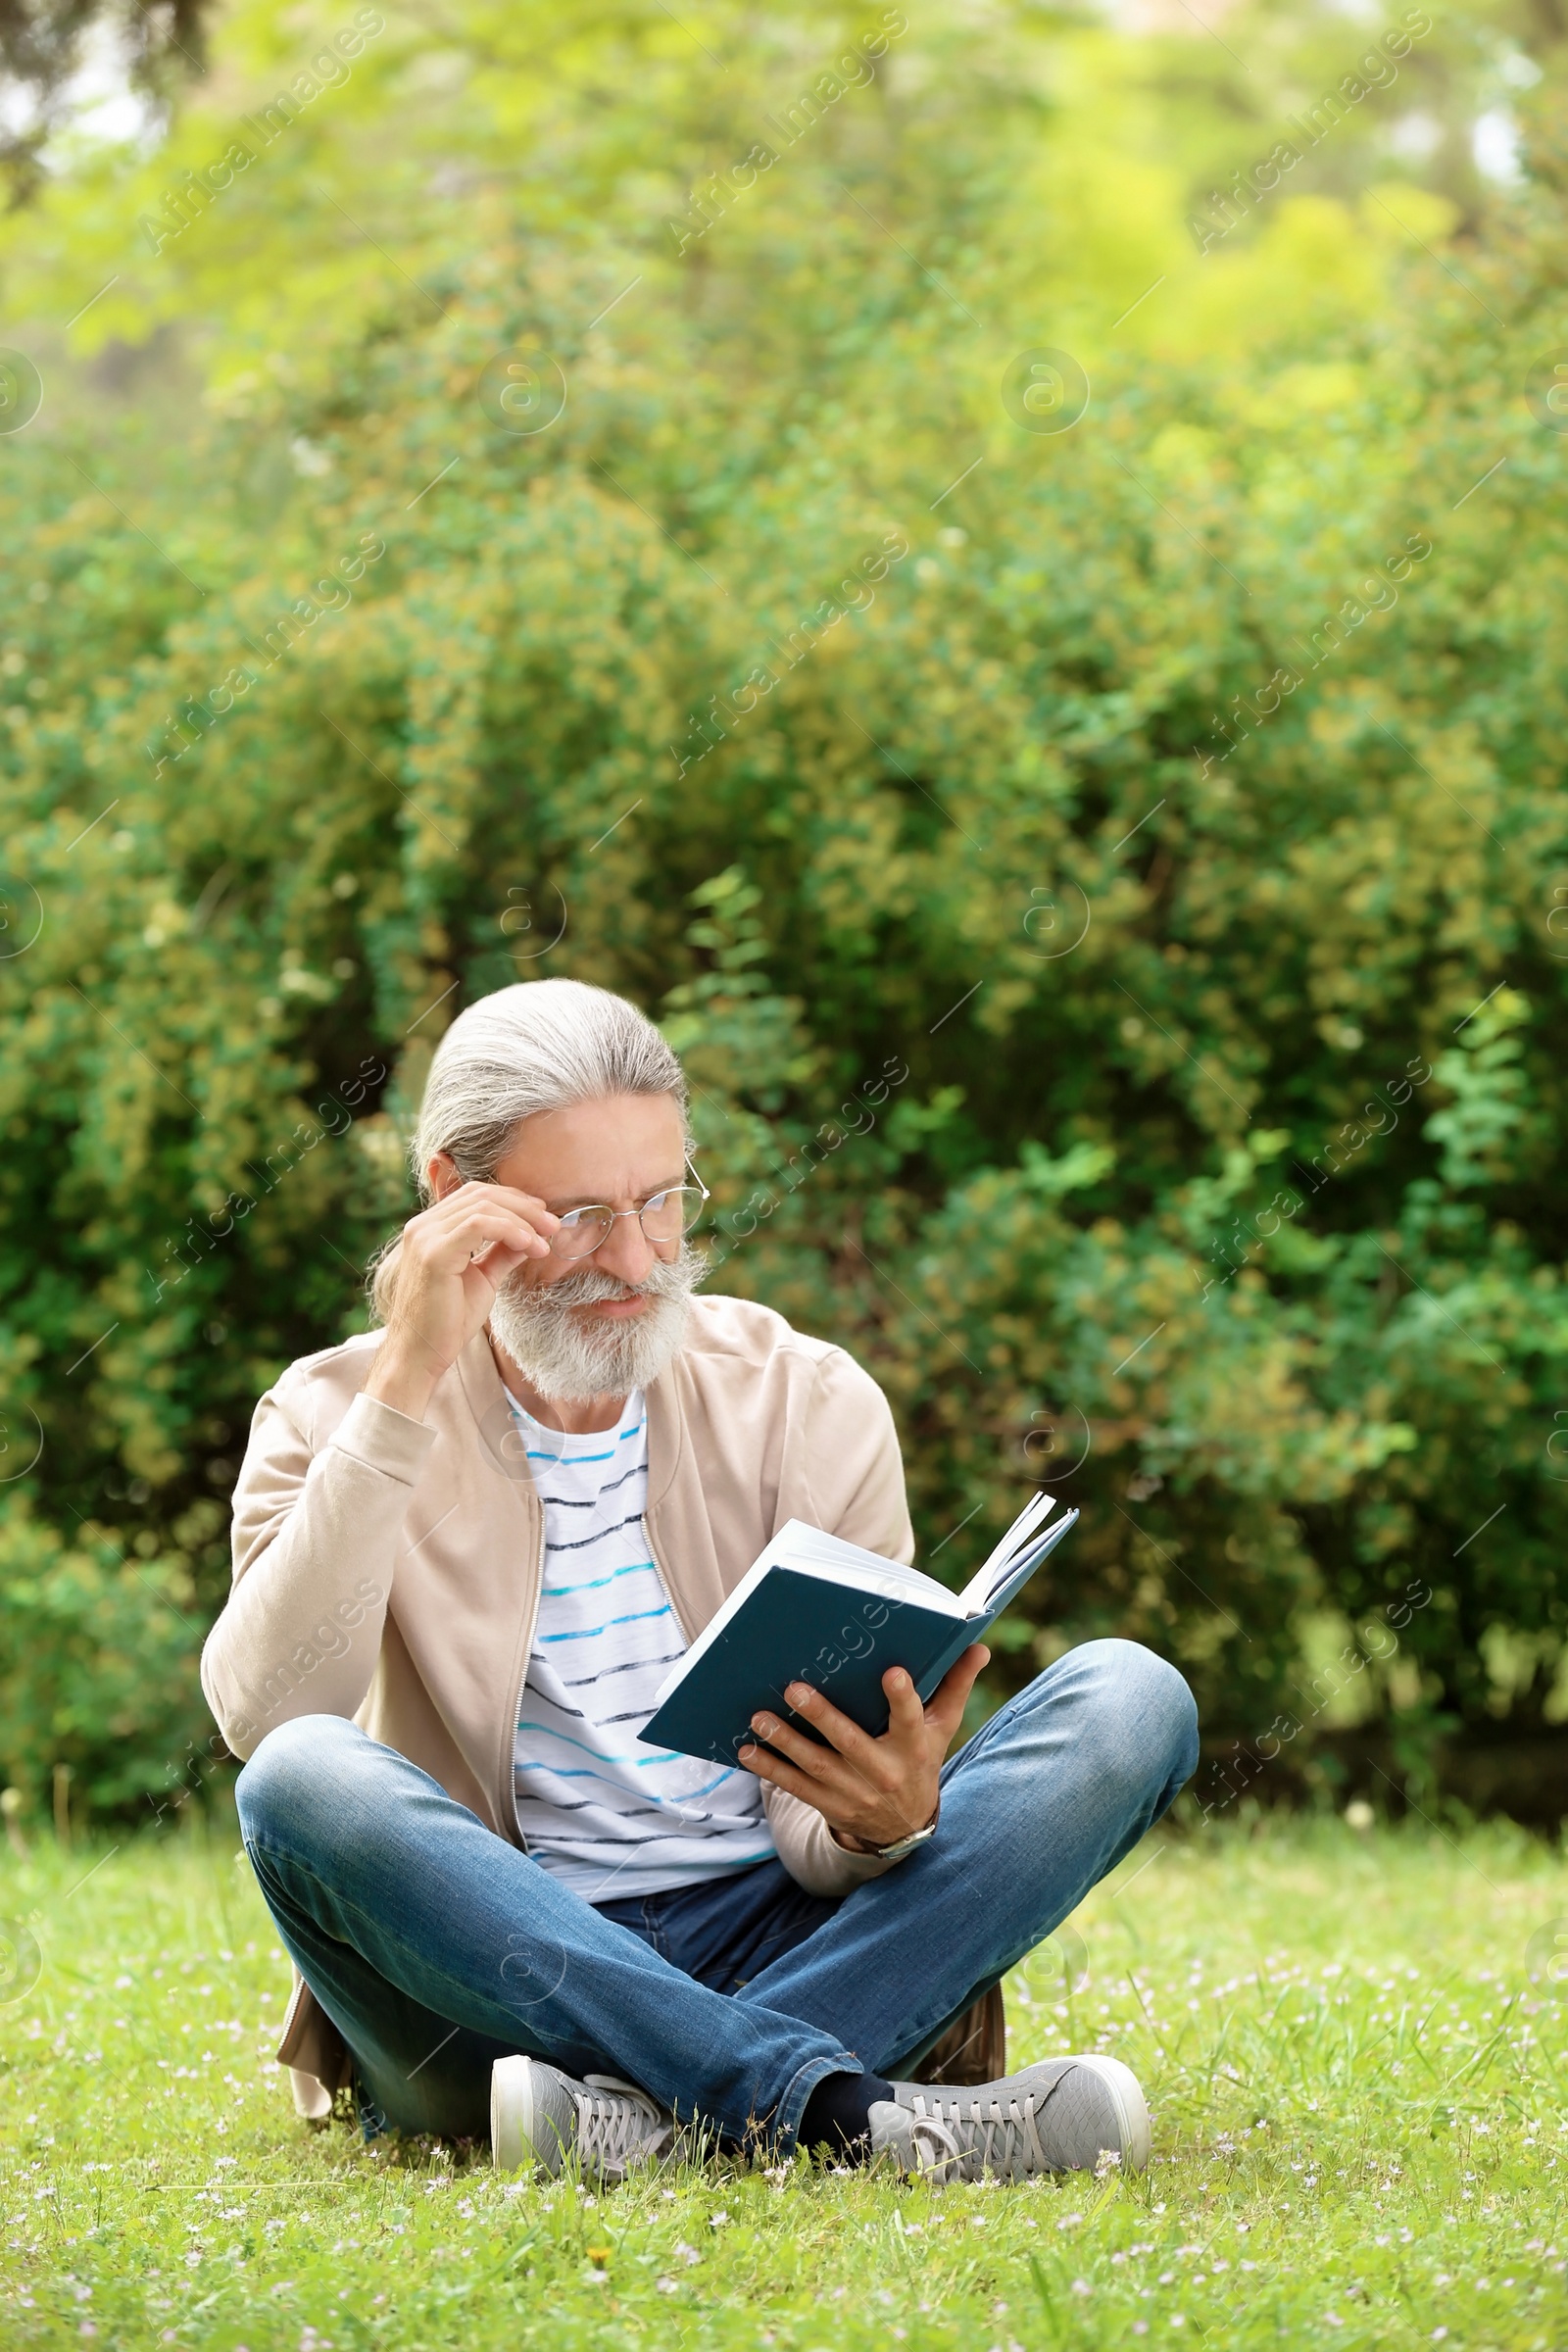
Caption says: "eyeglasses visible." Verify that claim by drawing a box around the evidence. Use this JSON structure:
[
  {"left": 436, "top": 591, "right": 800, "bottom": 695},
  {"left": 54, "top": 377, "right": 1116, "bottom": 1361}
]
[{"left": 549, "top": 1168, "right": 710, "bottom": 1259}]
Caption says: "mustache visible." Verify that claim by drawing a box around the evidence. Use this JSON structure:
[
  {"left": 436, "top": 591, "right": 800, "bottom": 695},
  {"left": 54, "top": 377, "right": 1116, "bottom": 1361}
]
[
  {"left": 487, "top": 1242, "right": 700, "bottom": 1405},
  {"left": 497, "top": 1253, "right": 693, "bottom": 1312}
]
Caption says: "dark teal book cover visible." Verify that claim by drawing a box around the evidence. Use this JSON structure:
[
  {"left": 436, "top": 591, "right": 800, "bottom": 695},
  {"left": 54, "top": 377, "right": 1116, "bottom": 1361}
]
[{"left": 640, "top": 1508, "right": 1078, "bottom": 1768}]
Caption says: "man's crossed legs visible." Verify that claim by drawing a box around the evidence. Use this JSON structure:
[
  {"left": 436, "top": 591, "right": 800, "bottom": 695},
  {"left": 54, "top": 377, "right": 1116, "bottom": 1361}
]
[{"left": 236, "top": 1639, "right": 1198, "bottom": 2166}]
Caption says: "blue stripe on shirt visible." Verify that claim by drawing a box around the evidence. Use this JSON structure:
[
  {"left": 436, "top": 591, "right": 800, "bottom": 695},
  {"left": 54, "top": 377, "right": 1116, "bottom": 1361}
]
[
  {"left": 541, "top": 1558, "right": 659, "bottom": 1598},
  {"left": 508, "top": 1384, "right": 775, "bottom": 1896},
  {"left": 535, "top": 1603, "right": 673, "bottom": 1643},
  {"left": 516, "top": 1717, "right": 670, "bottom": 1768}
]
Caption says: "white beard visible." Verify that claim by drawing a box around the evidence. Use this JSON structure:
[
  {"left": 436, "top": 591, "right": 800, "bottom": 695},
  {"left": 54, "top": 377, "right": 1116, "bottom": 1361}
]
[{"left": 486, "top": 1248, "right": 700, "bottom": 1405}]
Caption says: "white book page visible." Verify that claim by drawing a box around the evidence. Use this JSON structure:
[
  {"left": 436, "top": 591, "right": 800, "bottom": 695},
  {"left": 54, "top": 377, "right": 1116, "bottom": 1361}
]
[
  {"left": 957, "top": 1489, "right": 1057, "bottom": 1612},
  {"left": 770, "top": 1550, "right": 965, "bottom": 1615},
  {"left": 769, "top": 1520, "right": 907, "bottom": 1579},
  {"left": 774, "top": 1522, "right": 962, "bottom": 1610},
  {"left": 651, "top": 1521, "right": 962, "bottom": 1707}
]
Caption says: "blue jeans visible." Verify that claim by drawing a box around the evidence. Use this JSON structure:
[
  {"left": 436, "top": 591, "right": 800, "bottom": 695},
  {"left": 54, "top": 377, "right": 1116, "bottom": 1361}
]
[{"left": 235, "top": 1638, "right": 1197, "bottom": 2152}]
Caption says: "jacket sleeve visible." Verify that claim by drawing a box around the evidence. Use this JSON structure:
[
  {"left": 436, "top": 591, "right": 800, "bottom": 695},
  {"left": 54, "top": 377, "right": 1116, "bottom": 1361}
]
[
  {"left": 762, "top": 1341, "right": 919, "bottom": 1896},
  {"left": 201, "top": 1382, "right": 437, "bottom": 1759}
]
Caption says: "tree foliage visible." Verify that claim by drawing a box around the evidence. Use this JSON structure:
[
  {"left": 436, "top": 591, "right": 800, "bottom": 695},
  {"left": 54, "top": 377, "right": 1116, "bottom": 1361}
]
[{"left": 2, "top": 0, "right": 1568, "bottom": 1816}]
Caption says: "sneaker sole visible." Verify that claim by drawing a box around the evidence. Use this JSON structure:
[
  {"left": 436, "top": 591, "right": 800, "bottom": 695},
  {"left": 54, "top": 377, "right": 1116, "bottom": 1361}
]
[
  {"left": 491, "top": 2054, "right": 560, "bottom": 2175},
  {"left": 1062, "top": 2053, "right": 1151, "bottom": 2171}
]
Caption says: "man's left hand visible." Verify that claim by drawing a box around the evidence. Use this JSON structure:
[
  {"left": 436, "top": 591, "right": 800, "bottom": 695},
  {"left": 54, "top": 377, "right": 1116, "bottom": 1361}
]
[{"left": 736, "top": 1644, "right": 990, "bottom": 1854}]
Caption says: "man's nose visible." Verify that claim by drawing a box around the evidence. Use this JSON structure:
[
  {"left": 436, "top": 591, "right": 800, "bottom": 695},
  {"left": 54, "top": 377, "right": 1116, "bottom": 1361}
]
[{"left": 594, "top": 1213, "right": 655, "bottom": 1288}]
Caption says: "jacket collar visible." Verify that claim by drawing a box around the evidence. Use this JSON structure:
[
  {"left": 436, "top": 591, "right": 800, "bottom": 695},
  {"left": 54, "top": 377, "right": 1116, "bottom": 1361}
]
[{"left": 458, "top": 1325, "right": 510, "bottom": 1420}]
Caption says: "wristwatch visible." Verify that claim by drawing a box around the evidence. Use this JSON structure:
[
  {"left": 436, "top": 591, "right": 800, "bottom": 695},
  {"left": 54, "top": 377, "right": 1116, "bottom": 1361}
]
[
  {"left": 836, "top": 1802, "right": 939, "bottom": 1862},
  {"left": 874, "top": 1816, "right": 939, "bottom": 1862}
]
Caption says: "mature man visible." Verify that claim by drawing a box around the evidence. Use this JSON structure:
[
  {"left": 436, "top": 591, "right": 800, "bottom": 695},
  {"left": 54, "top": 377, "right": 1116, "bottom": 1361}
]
[{"left": 205, "top": 979, "right": 1198, "bottom": 2181}]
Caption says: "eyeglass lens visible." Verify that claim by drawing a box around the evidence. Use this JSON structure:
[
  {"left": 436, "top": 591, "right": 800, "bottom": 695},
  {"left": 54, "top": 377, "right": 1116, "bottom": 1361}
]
[{"left": 551, "top": 1187, "right": 706, "bottom": 1257}]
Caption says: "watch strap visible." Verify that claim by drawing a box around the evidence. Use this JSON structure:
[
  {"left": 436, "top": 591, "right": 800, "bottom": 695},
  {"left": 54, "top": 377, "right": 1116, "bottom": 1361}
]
[{"left": 875, "top": 1820, "right": 938, "bottom": 1861}]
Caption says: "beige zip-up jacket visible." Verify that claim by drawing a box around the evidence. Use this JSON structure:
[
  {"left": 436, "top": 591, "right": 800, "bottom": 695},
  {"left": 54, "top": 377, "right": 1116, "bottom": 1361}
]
[{"left": 202, "top": 1293, "right": 915, "bottom": 2117}]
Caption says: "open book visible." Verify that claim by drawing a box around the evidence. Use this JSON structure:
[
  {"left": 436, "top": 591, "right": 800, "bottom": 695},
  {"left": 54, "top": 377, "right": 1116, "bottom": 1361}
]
[{"left": 640, "top": 1488, "right": 1078, "bottom": 1767}]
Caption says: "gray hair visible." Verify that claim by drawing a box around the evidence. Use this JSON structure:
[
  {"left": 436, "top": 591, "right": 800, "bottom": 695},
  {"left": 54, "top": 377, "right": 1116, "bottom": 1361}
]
[
  {"left": 412, "top": 979, "right": 687, "bottom": 1199},
  {"left": 370, "top": 979, "right": 688, "bottom": 1318}
]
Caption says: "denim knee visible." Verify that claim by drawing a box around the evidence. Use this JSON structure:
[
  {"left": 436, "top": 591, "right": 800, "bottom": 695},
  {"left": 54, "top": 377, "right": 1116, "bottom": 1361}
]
[
  {"left": 1073, "top": 1638, "right": 1200, "bottom": 1799},
  {"left": 234, "top": 1712, "right": 367, "bottom": 1845}
]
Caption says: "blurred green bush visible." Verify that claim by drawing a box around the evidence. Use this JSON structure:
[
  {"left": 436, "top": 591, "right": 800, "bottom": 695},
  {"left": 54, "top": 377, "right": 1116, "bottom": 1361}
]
[{"left": 2, "top": 0, "right": 1567, "bottom": 1818}]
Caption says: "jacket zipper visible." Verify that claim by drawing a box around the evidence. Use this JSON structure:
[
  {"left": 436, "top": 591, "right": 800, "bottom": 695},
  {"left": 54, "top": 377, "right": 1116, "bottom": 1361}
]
[
  {"left": 505, "top": 1494, "right": 547, "bottom": 1851},
  {"left": 644, "top": 1510, "right": 693, "bottom": 1645}
]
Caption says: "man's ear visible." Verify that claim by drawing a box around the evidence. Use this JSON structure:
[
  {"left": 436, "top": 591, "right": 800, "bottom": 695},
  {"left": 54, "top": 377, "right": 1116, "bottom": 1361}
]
[{"left": 427, "top": 1152, "right": 464, "bottom": 1200}]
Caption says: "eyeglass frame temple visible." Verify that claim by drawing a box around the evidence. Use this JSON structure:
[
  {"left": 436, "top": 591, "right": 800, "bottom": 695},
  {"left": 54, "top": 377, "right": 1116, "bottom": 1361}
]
[{"left": 554, "top": 1162, "right": 710, "bottom": 1248}]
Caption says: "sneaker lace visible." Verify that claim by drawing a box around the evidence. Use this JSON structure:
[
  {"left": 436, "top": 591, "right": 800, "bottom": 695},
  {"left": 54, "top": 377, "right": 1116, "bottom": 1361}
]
[
  {"left": 905, "top": 2112, "right": 962, "bottom": 2174},
  {"left": 907, "top": 2087, "right": 1050, "bottom": 2178},
  {"left": 577, "top": 2075, "right": 673, "bottom": 2177}
]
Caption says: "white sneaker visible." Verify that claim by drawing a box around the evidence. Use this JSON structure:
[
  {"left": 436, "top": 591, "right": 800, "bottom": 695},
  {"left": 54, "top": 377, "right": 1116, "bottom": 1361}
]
[
  {"left": 868, "top": 2054, "right": 1150, "bottom": 2181},
  {"left": 490, "top": 2055, "right": 676, "bottom": 2181}
]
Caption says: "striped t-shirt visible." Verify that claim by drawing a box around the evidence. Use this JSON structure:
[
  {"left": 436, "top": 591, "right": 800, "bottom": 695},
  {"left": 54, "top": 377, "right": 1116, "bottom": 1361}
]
[{"left": 509, "top": 1388, "right": 777, "bottom": 1902}]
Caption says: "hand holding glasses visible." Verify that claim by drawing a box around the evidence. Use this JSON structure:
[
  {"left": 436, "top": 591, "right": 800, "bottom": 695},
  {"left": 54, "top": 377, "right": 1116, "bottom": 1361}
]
[{"left": 363, "top": 1163, "right": 712, "bottom": 1424}]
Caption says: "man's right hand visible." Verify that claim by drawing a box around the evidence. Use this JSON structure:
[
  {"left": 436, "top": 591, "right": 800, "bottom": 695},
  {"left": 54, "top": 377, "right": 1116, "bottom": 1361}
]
[{"left": 365, "top": 1183, "right": 561, "bottom": 1423}]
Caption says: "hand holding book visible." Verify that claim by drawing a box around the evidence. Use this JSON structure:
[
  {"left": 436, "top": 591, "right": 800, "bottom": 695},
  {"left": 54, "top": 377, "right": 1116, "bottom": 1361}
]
[
  {"left": 640, "top": 1487, "right": 1080, "bottom": 1853},
  {"left": 737, "top": 1642, "right": 991, "bottom": 1855}
]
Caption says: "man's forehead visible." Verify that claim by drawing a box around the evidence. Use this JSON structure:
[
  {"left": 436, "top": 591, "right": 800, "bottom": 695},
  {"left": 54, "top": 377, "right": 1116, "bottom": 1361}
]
[{"left": 494, "top": 1093, "right": 686, "bottom": 1199}]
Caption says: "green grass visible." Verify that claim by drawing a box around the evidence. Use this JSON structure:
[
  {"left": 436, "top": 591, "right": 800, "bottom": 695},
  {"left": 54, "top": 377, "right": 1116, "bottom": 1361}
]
[{"left": 3, "top": 1810, "right": 1568, "bottom": 2349}]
